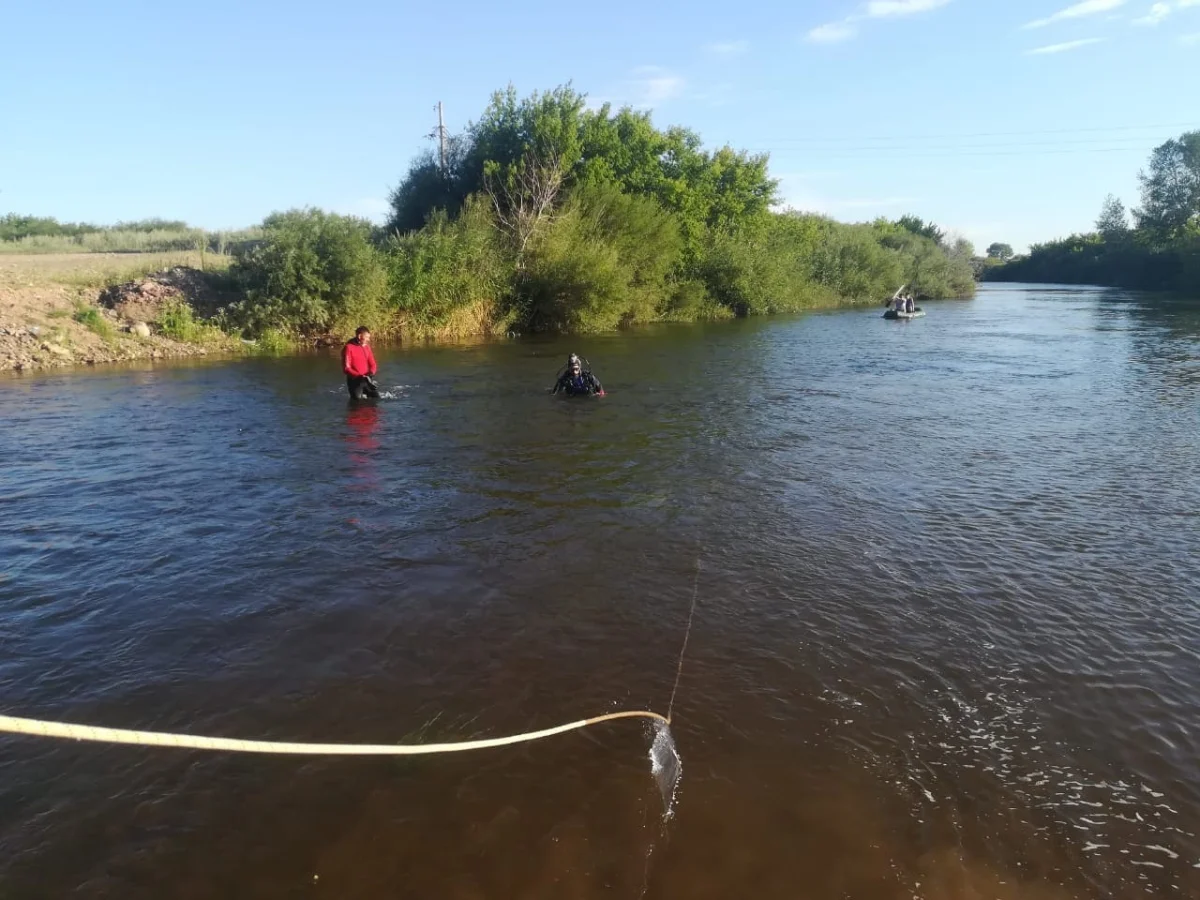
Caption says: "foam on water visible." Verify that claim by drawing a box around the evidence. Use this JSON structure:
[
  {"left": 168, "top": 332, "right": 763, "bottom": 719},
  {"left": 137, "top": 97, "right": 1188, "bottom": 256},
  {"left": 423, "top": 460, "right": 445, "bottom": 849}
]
[
  {"left": 819, "top": 642, "right": 1200, "bottom": 893},
  {"left": 328, "top": 384, "right": 414, "bottom": 399},
  {"left": 650, "top": 721, "right": 682, "bottom": 819}
]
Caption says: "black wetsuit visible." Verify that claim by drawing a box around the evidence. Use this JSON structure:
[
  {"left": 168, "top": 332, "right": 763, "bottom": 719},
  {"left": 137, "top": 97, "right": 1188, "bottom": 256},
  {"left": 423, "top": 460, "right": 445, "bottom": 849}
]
[
  {"left": 553, "top": 371, "right": 603, "bottom": 396},
  {"left": 347, "top": 376, "right": 380, "bottom": 400}
]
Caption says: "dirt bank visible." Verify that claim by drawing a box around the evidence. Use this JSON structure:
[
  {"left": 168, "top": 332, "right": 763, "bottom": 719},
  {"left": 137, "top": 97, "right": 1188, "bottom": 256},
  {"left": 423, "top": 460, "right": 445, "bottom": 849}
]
[{"left": 0, "top": 253, "right": 241, "bottom": 373}]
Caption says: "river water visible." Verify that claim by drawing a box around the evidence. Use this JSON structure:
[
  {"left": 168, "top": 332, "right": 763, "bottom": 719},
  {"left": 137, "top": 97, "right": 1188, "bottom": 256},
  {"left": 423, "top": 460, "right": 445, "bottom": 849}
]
[{"left": 1, "top": 283, "right": 1198, "bottom": 898}]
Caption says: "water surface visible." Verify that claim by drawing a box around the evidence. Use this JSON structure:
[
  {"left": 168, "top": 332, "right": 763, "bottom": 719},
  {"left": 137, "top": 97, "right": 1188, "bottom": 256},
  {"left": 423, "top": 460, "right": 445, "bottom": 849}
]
[{"left": 1, "top": 284, "right": 1198, "bottom": 898}]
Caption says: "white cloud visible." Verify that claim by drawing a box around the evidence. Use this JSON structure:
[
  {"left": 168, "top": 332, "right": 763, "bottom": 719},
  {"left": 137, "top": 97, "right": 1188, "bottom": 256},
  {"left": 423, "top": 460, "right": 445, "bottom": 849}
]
[
  {"left": 628, "top": 66, "right": 685, "bottom": 108},
  {"left": 806, "top": 0, "right": 951, "bottom": 42},
  {"left": 1023, "top": 0, "right": 1126, "bottom": 28},
  {"left": 807, "top": 21, "right": 859, "bottom": 42},
  {"left": 1132, "top": 0, "right": 1200, "bottom": 23},
  {"left": 1182, "top": 30, "right": 1200, "bottom": 41},
  {"left": 1134, "top": 2, "right": 1172, "bottom": 23},
  {"left": 1025, "top": 36, "right": 1107, "bottom": 52},
  {"left": 705, "top": 39, "right": 750, "bottom": 55},
  {"left": 866, "top": 0, "right": 953, "bottom": 16}
]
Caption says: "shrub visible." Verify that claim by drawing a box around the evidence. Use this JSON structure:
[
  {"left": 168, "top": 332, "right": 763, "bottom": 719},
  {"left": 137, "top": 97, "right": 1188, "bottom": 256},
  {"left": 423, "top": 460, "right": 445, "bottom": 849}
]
[
  {"left": 520, "top": 182, "right": 683, "bottom": 332},
  {"left": 252, "top": 328, "right": 296, "bottom": 354},
  {"left": 224, "top": 209, "right": 388, "bottom": 338},
  {"left": 383, "top": 197, "right": 514, "bottom": 337},
  {"left": 72, "top": 305, "right": 114, "bottom": 339},
  {"left": 157, "top": 300, "right": 224, "bottom": 343}
]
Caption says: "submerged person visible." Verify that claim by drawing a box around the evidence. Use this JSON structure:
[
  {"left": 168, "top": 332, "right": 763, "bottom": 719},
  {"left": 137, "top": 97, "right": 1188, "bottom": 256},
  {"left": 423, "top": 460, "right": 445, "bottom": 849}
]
[
  {"left": 342, "top": 326, "right": 381, "bottom": 400},
  {"left": 552, "top": 353, "right": 604, "bottom": 396}
]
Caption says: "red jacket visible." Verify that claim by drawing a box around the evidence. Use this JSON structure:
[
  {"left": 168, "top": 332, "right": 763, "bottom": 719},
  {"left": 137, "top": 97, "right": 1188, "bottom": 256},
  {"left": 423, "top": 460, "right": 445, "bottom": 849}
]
[{"left": 342, "top": 339, "right": 377, "bottom": 377}]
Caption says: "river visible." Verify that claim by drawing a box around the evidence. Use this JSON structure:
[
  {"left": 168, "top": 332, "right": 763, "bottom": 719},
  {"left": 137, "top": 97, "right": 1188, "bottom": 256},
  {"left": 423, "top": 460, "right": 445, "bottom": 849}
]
[{"left": 1, "top": 283, "right": 1198, "bottom": 898}]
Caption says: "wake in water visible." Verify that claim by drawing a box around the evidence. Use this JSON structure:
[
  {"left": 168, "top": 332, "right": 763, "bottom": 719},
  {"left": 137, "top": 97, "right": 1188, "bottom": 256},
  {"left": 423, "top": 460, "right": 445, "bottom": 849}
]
[
  {"left": 640, "top": 555, "right": 700, "bottom": 896},
  {"left": 641, "top": 721, "right": 683, "bottom": 899},
  {"left": 650, "top": 720, "right": 682, "bottom": 818},
  {"left": 649, "top": 550, "right": 698, "bottom": 819},
  {"left": 330, "top": 384, "right": 414, "bottom": 399}
]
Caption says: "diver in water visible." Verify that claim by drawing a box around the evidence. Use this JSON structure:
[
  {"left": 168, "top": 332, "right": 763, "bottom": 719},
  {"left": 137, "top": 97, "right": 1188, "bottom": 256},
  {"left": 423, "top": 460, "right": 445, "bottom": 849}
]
[
  {"left": 552, "top": 353, "right": 604, "bottom": 396},
  {"left": 343, "top": 326, "right": 381, "bottom": 400}
]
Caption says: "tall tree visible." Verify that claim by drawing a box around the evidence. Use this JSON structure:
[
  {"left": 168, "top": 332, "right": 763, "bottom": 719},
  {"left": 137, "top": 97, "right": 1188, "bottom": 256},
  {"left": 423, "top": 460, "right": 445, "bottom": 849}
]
[
  {"left": 387, "top": 83, "right": 778, "bottom": 262},
  {"left": 986, "top": 242, "right": 1014, "bottom": 260},
  {"left": 896, "top": 215, "right": 946, "bottom": 247},
  {"left": 1095, "top": 194, "right": 1129, "bottom": 240},
  {"left": 950, "top": 237, "right": 975, "bottom": 260},
  {"left": 1134, "top": 131, "right": 1200, "bottom": 240}
]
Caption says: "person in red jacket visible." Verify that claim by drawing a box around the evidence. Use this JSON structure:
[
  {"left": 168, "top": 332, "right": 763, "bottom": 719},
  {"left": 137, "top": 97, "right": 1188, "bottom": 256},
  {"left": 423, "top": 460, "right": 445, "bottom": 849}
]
[{"left": 342, "top": 326, "right": 380, "bottom": 400}]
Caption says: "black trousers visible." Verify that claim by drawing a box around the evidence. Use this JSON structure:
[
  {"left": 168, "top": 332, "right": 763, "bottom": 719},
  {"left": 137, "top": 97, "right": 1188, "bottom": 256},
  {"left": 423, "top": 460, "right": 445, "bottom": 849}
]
[{"left": 347, "top": 375, "right": 381, "bottom": 400}]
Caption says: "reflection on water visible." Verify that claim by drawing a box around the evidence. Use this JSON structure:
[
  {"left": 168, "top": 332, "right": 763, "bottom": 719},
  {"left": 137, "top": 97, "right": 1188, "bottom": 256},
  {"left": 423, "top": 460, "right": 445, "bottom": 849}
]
[
  {"left": 343, "top": 401, "right": 381, "bottom": 495},
  {"left": 0, "top": 284, "right": 1198, "bottom": 898}
]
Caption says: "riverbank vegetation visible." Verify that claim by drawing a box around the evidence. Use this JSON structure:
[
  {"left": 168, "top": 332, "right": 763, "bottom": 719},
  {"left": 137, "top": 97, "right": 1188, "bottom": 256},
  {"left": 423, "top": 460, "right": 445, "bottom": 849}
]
[
  {"left": 4, "top": 85, "right": 976, "bottom": 351},
  {"left": 218, "top": 86, "right": 972, "bottom": 341},
  {"left": 984, "top": 131, "right": 1200, "bottom": 293}
]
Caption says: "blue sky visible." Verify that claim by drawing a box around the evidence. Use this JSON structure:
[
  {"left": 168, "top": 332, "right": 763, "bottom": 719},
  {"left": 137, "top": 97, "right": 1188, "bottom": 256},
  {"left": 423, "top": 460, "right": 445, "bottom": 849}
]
[{"left": 2, "top": 0, "right": 1197, "bottom": 251}]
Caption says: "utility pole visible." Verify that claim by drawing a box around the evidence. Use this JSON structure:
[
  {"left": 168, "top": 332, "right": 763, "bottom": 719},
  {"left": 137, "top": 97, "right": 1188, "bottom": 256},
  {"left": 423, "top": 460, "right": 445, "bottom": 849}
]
[{"left": 435, "top": 102, "right": 448, "bottom": 176}]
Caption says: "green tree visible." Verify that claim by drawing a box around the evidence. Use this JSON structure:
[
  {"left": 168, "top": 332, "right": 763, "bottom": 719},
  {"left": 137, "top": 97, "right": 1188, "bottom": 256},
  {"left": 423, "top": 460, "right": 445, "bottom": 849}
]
[
  {"left": 226, "top": 209, "right": 387, "bottom": 337},
  {"left": 896, "top": 215, "right": 946, "bottom": 247},
  {"left": 371, "top": 83, "right": 976, "bottom": 335},
  {"left": 1095, "top": 195, "right": 1129, "bottom": 240},
  {"left": 986, "top": 242, "right": 1014, "bottom": 260},
  {"left": 384, "top": 196, "right": 515, "bottom": 335},
  {"left": 387, "top": 149, "right": 462, "bottom": 234},
  {"left": 0, "top": 214, "right": 101, "bottom": 241},
  {"left": 987, "top": 131, "right": 1200, "bottom": 294},
  {"left": 386, "top": 84, "right": 778, "bottom": 265},
  {"left": 950, "top": 237, "right": 975, "bottom": 260},
  {"left": 1135, "top": 131, "right": 1200, "bottom": 241},
  {"left": 520, "top": 180, "right": 684, "bottom": 332}
]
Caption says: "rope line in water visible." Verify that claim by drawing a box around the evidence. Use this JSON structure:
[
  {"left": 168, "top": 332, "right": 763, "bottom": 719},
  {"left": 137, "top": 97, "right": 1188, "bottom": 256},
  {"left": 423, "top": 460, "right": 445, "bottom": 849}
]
[
  {"left": 0, "top": 710, "right": 667, "bottom": 756},
  {"left": 1, "top": 552, "right": 702, "bottom": 758},
  {"left": 667, "top": 553, "right": 701, "bottom": 723}
]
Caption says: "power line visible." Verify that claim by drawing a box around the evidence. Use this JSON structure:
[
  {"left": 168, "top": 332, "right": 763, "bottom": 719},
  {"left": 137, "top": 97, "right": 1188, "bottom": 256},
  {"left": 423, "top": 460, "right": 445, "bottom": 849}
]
[
  {"left": 742, "top": 121, "right": 1198, "bottom": 144},
  {"left": 750, "top": 136, "right": 1167, "bottom": 150},
  {"left": 752, "top": 145, "right": 1157, "bottom": 159}
]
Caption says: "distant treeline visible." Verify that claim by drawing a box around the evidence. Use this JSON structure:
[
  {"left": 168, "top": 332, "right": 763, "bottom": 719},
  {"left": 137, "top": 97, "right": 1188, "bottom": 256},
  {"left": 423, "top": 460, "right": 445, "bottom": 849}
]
[
  {"left": 0, "top": 214, "right": 262, "bottom": 255},
  {"left": 215, "top": 85, "right": 975, "bottom": 341},
  {"left": 984, "top": 131, "right": 1200, "bottom": 294}
]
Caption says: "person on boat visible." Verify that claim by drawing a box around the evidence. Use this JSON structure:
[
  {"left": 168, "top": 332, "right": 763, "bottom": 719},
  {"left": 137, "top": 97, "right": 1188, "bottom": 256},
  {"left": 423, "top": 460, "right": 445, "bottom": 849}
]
[
  {"left": 893, "top": 295, "right": 908, "bottom": 314},
  {"left": 552, "top": 353, "right": 604, "bottom": 396},
  {"left": 343, "top": 326, "right": 381, "bottom": 400},
  {"left": 905, "top": 295, "right": 916, "bottom": 313}
]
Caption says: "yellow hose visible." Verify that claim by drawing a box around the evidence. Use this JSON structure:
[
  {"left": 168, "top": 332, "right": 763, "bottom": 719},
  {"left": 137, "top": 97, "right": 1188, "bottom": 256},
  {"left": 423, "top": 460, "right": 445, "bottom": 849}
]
[{"left": 0, "top": 710, "right": 668, "bottom": 756}]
